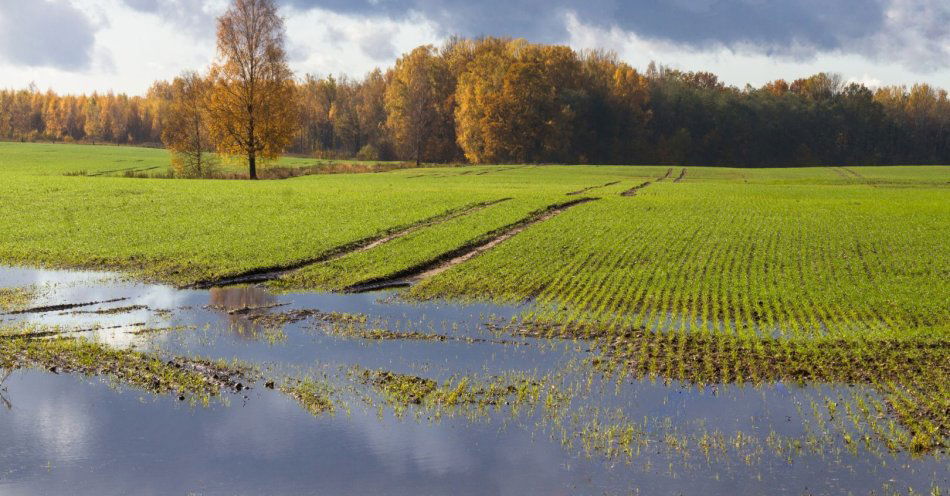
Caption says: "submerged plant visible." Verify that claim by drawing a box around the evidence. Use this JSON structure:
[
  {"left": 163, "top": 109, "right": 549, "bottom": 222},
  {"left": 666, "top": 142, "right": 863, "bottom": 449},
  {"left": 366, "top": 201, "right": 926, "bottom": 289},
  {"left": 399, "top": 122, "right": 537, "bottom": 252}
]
[{"left": 280, "top": 378, "right": 335, "bottom": 416}]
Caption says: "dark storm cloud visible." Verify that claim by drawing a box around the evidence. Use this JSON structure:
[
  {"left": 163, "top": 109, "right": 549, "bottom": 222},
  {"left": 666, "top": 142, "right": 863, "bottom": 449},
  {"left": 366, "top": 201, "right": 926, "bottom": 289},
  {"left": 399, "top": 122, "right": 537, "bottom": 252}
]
[
  {"left": 116, "top": 0, "right": 950, "bottom": 71},
  {"left": 281, "top": 0, "right": 888, "bottom": 52},
  {"left": 0, "top": 0, "right": 96, "bottom": 70},
  {"left": 120, "top": 0, "right": 215, "bottom": 35}
]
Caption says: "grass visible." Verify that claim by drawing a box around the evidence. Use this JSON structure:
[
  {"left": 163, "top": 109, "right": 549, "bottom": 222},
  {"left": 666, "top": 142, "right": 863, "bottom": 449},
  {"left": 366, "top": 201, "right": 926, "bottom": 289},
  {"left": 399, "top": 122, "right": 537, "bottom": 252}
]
[
  {"left": 0, "top": 286, "right": 39, "bottom": 312},
  {"left": 280, "top": 378, "right": 335, "bottom": 415},
  {"left": 0, "top": 143, "right": 654, "bottom": 286},
  {"left": 1, "top": 142, "right": 945, "bottom": 337},
  {"left": 411, "top": 177, "right": 950, "bottom": 340},
  {"left": 0, "top": 144, "right": 501, "bottom": 285},
  {"left": 352, "top": 366, "right": 540, "bottom": 417},
  {"left": 272, "top": 195, "right": 567, "bottom": 290},
  {"left": 0, "top": 327, "right": 255, "bottom": 403},
  {"left": 0, "top": 142, "right": 946, "bottom": 448},
  {"left": 590, "top": 329, "right": 949, "bottom": 451}
]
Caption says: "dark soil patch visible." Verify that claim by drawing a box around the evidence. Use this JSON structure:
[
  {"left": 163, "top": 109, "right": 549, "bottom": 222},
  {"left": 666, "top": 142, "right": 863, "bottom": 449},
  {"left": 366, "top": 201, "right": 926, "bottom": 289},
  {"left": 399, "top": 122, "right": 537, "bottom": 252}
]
[
  {"left": 5, "top": 297, "right": 128, "bottom": 315},
  {"left": 620, "top": 181, "right": 653, "bottom": 197},
  {"left": 0, "top": 323, "right": 145, "bottom": 340},
  {"left": 68, "top": 304, "right": 148, "bottom": 315},
  {"left": 567, "top": 181, "right": 620, "bottom": 196}
]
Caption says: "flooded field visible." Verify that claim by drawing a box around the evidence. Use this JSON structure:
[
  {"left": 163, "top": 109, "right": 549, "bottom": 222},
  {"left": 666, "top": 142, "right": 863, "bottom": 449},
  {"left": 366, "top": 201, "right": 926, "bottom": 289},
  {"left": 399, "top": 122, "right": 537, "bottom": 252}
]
[{"left": 0, "top": 266, "right": 946, "bottom": 495}]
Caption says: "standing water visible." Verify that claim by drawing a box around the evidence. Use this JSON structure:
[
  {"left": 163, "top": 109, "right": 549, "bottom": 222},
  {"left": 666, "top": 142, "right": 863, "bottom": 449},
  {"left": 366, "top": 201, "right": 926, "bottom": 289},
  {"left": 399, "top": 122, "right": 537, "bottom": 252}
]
[{"left": 0, "top": 266, "right": 945, "bottom": 495}]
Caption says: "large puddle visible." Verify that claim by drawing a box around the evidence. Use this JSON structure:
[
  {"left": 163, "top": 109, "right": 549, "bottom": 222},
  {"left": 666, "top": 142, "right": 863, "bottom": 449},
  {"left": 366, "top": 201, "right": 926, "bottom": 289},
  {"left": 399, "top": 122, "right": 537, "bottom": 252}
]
[{"left": 0, "top": 266, "right": 946, "bottom": 494}]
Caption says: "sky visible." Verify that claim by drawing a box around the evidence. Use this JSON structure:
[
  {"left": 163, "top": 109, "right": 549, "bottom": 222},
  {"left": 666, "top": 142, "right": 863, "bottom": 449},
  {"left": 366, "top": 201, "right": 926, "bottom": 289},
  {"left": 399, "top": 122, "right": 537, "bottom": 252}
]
[{"left": 0, "top": 0, "right": 948, "bottom": 95}]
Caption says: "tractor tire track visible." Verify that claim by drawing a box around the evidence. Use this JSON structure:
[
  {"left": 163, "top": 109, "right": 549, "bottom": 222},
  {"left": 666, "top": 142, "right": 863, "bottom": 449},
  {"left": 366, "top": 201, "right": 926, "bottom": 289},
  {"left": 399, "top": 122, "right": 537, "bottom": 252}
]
[
  {"left": 620, "top": 181, "right": 653, "bottom": 197},
  {"left": 833, "top": 167, "right": 877, "bottom": 187},
  {"left": 345, "top": 197, "right": 598, "bottom": 293},
  {"left": 87, "top": 166, "right": 161, "bottom": 177},
  {"left": 620, "top": 168, "right": 674, "bottom": 196},
  {"left": 187, "top": 198, "right": 512, "bottom": 289},
  {"left": 4, "top": 298, "right": 129, "bottom": 315},
  {"left": 566, "top": 181, "right": 619, "bottom": 196}
]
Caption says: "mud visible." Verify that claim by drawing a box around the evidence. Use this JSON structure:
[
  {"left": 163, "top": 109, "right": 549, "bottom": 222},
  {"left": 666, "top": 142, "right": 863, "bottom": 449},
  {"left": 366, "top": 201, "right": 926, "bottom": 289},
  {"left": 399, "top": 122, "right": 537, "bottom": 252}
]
[
  {"left": 68, "top": 304, "right": 149, "bottom": 315},
  {"left": 674, "top": 168, "right": 687, "bottom": 182},
  {"left": 5, "top": 297, "right": 129, "bottom": 315},
  {"left": 566, "top": 181, "right": 620, "bottom": 196},
  {"left": 620, "top": 181, "right": 653, "bottom": 196}
]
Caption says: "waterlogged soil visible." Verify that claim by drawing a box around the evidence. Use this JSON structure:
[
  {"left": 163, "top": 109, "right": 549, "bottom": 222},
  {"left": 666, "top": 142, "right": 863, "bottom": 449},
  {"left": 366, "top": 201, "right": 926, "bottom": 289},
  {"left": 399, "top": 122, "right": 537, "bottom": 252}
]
[{"left": 0, "top": 266, "right": 946, "bottom": 495}]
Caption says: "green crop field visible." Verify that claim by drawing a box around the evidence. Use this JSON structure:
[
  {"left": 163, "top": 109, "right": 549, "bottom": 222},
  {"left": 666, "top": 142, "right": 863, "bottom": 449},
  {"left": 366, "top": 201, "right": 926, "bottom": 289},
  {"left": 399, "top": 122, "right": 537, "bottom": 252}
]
[
  {"left": 1, "top": 141, "right": 947, "bottom": 337},
  {"left": 1, "top": 141, "right": 948, "bottom": 457}
]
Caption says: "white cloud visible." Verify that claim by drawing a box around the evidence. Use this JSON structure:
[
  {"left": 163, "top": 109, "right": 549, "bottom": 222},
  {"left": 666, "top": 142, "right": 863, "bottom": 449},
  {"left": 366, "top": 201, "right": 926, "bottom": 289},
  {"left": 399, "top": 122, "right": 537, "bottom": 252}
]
[
  {"left": 563, "top": 12, "right": 950, "bottom": 90},
  {"left": 283, "top": 6, "right": 442, "bottom": 78},
  {"left": 0, "top": 0, "right": 442, "bottom": 94},
  {"left": 0, "top": 0, "right": 948, "bottom": 94},
  {"left": 0, "top": 0, "right": 97, "bottom": 71}
]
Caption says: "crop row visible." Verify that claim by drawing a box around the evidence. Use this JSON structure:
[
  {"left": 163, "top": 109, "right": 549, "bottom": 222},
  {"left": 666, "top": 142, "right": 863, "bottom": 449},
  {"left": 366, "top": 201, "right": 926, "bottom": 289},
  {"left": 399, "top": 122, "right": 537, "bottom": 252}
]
[{"left": 411, "top": 180, "right": 949, "bottom": 340}]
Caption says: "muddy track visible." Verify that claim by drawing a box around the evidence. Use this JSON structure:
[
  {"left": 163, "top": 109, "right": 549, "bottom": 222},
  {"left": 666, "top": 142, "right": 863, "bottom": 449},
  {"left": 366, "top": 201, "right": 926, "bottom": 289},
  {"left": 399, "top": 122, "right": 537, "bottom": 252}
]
[
  {"left": 833, "top": 167, "right": 878, "bottom": 187},
  {"left": 620, "top": 181, "right": 653, "bottom": 197},
  {"left": 474, "top": 165, "right": 532, "bottom": 176},
  {"left": 88, "top": 166, "right": 161, "bottom": 177},
  {"left": 842, "top": 167, "right": 877, "bottom": 186},
  {"left": 4, "top": 298, "right": 128, "bottom": 315},
  {"left": 841, "top": 167, "right": 865, "bottom": 179},
  {"left": 1, "top": 322, "right": 146, "bottom": 340},
  {"left": 673, "top": 168, "right": 687, "bottom": 183},
  {"left": 187, "top": 198, "right": 512, "bottom": 289},
  {"left": 620, "top": 168, "right": 673, "bottom": 196},
  {"left": 832, "top": 166, "right": 864, "bottom": 180},
  {"left": 407, "top": 165, "right": 528, "bottom": 179},
  {"left": 345, "top": 197, "right": 597, "bottom": 293},
  {"left": 566, "top": 181, "right": 620, "bottom": 196},
  {"left": 830, "top": 167, "right": 851, "bottom": 179}
]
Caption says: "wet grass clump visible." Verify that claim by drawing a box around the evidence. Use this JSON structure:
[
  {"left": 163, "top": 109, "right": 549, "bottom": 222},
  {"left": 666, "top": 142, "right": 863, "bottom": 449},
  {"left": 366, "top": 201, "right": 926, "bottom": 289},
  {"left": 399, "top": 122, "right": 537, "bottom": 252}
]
[
  {"left": 0, "top": 326, "right": 255, "bottom": 402},
  {"left": 322, "top": 321, "right": 454, "bottom": 342},
  {"left": 586, "top": 328, "right": 949, "bottom": 453},
  {"left": 280, "top": 378, "right": 335, "bottom": 416},
  {"left": 68, "top": 304, "right": 148, "bottom": 315},
  {"left": 353, "top": 367, "right": 541, "bottom": 416},
  {"left": 0, "top": 286, "right": 39, "bottom": 312}
]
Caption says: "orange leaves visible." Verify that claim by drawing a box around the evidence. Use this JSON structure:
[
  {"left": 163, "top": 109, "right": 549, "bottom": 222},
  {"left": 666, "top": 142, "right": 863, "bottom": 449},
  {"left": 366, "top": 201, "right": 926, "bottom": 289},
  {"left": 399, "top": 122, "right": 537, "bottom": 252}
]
[
  {"left": 205, "top": 0, "right": 296, "bottom": 178},
  {"left": 384, "top": 46, "right": 458, "bottom": 164}
]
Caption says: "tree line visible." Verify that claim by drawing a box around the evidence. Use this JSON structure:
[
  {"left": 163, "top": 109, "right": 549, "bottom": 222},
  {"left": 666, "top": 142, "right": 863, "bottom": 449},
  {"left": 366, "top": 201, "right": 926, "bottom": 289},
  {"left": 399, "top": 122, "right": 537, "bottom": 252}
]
[{"left": 1, "top": 0, "right": 948, "bottom": 175}]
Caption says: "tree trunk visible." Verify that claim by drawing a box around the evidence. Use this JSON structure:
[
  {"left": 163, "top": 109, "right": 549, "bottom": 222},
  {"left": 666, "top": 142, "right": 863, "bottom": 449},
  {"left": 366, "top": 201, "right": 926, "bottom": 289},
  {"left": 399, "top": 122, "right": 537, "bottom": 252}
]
[{"left": 249, "top": 152, "right": 257, "bottom": 180}]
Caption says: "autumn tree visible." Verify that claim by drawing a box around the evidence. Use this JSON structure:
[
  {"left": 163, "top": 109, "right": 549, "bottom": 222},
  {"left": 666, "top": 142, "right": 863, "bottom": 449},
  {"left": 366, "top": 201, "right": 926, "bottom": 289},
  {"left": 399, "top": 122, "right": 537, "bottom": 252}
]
[
  {"left": 354, "top": 69, "right": 391, "bottom": 160},
  {"left": 329, "top": 76, "right": 363, "bottom": 156},
  {"left": 82, "top": 95, "right": 102, "bottom": 143},
  {"left": 3, "top": 36, "right": 950, "bottom": 167},
  {"left": 569, "top": 50, "right": 651, "bottom": 163},
  {"left": 206, "top": 0, "right": 296, "bottom": 179},
  {"left": 455, "top": 40, "right": 582, "bottom": 164},
  {"left": 385, "top": 45, "right": 457, "bottom": 164},
  {"left": 162, "top": 72, "right": 217, "bottom": 178},
  {"left": 295, "top": 74, "right": 337, "bottom": 155}
]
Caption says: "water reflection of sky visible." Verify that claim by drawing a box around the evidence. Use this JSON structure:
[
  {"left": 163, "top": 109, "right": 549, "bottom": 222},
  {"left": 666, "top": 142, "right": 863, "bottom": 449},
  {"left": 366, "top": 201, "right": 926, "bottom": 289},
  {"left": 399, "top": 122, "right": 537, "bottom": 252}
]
[
  {"left": 3, "top": 371, "right": 945, "bottom": 496},
  {"left": 1, "top": 266, "right": 946, "bottom": 495}
]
